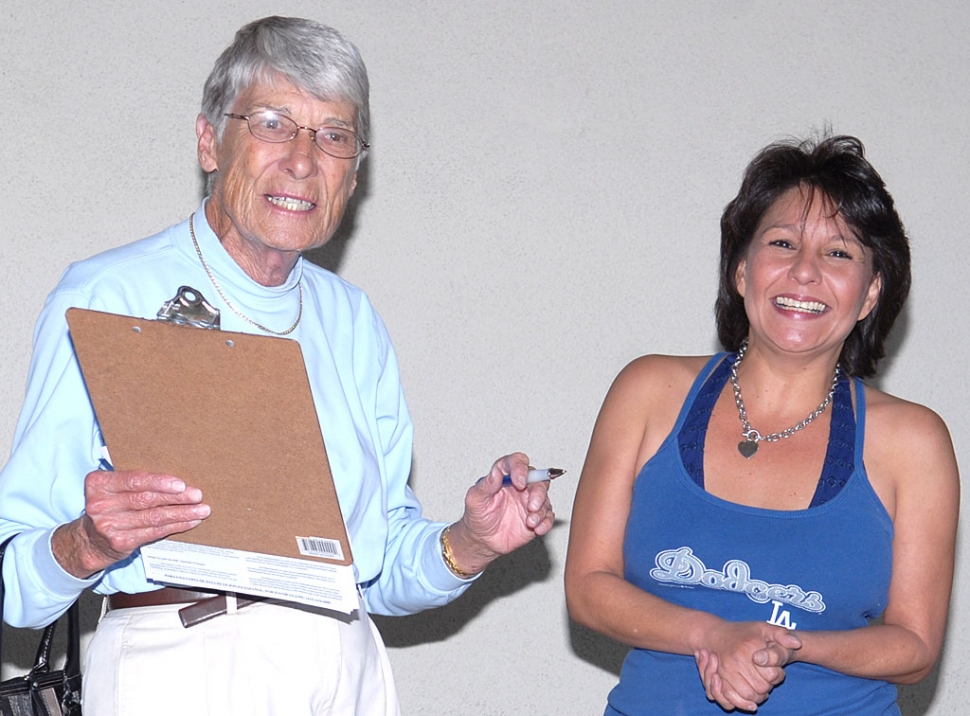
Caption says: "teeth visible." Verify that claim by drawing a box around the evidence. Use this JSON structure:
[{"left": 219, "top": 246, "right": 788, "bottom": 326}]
[
  {"left": 775, "top": 297, "right": 826, "bottom": 314},
  {"left": 267, "top": 195, "right": 314, "bottom": 211}
]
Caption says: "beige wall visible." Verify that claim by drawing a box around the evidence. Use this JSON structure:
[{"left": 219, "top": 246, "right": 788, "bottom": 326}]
[{"left": 2, "top": 2, "right": 968, "bottom": 713}]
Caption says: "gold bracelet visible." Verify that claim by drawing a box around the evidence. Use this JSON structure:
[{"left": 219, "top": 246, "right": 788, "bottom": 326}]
[{"left": 440, "top": 526, "right": 478, "bottom": 579}]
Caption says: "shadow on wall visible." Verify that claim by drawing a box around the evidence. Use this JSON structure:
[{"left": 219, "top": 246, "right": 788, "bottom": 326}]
[
  {"left": 568, "top": 620, "right": 627, "bottom": 677},
  {"left": 897, "top": 660, "right": 941, "bottom": 715},
  {"left": 0, "top": 590, "right": 101, "bottom": 679},
  {"left": 372, "top": 536, "right": 555, "bottom": 646},
  {"left": 868, "top": 303, "right": 910, "bottom": 392},
  {"left": 304, "top": 162, "right": 370, "bottom": 275}
]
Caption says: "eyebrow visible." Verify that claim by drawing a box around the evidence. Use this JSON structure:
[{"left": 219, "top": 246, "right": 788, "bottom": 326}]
[
  {"left": 251, "top": 104, "right": 354, "bottom": 129},
  {"left": 761, "top": 222, "right": 868, "bottom": 254}
]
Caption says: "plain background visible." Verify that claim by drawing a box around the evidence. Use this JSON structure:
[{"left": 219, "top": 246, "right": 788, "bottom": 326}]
[{"left": 1, "top": 2, "right": 968, "bottom": 714}]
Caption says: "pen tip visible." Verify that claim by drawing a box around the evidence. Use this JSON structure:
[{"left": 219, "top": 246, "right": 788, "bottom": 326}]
[{"left": 547, "top": 468, "right": 566, "bottom": 479}]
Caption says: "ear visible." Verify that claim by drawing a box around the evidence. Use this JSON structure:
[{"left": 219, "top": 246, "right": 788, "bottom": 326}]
[
  {"left": 734, "top": 258, "right": 747, "bottom": 298},
  {"left": 196, "top": 114, "right": 219, "bottom": 173},
  {"left": 857, "top": 272, "right": 882, "bottom": 322}
]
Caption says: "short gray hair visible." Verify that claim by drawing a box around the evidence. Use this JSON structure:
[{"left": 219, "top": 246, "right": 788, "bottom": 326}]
[{"left": 201, "top": 16, "right": 370, "bottom": 141}]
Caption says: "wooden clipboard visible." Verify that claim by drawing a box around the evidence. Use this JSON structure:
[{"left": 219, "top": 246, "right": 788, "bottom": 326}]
[{"left": 66, "top": 307, "right": 353, "bottom": 567}]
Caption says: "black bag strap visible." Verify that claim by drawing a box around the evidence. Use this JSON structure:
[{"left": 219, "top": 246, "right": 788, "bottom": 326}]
[
  {"left": 0, "top": 533, "right": 19, "bottom": 661},
  {"left": 0, "top": 534, "right": 81, "bottom": 682}
]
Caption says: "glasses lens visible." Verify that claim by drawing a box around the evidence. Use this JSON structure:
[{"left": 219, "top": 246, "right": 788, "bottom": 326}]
[
  {"left": 315, "top": 128, "right": 361, "bottom": 158},
  {"left": 247, "top": 111, "right": 297, "bottom": 142}
]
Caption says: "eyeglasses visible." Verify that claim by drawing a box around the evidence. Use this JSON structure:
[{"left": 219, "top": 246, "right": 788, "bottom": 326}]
[{"left": 225, "top": 110, "right": 370, "bottom": 159}]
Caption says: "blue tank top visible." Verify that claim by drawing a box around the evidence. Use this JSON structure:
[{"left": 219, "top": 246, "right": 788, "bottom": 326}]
[{"left": 606, "top": 354, "right": 898, "bottom": 716}]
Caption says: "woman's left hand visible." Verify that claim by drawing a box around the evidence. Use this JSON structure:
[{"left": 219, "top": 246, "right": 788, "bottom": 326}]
[
  {"left": 694, "top": 623, "right": 801, "bottom": 711},
  {"left": 444, "top": 452, "right": 555, "bottom": 576}
]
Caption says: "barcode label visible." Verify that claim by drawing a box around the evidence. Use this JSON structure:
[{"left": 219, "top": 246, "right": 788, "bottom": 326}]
[{"left": 297, "top": 536, "right": 345, "bottom": 560}]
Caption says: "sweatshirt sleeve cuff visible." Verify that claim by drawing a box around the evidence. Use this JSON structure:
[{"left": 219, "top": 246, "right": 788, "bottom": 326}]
[{"left": 35, "top": 527, "right": 102, "bottom": 593}]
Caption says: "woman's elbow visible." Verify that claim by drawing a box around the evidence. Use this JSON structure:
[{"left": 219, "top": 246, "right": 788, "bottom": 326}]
[
  {"left": 888, "top": 639, "right": 942, "bottom": 686},
  {"left": 563, "top": 572, "right": 588, "bottom": 624},
  {"left": 891, "top": 660, "right": 938, "bottom": 686}
]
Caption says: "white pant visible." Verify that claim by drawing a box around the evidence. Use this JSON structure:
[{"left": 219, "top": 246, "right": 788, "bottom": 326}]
[{"left": 82, "top": 597, "right": 400, "bottom": 716}]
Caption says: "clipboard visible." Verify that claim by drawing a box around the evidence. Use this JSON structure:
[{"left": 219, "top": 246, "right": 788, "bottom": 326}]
[{"left": 65, "top": 305, "right": 353, "bottom": 568}]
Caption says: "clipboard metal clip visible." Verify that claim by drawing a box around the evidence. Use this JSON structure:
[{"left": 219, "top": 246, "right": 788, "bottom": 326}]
[{"left": 156, "top": 286, "right": 221, "bottom": 330}]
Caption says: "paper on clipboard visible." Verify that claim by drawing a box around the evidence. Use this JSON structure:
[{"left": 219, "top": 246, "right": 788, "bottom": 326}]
[{"left": 66, "top": 306, "right": 358, "bottom": 613}]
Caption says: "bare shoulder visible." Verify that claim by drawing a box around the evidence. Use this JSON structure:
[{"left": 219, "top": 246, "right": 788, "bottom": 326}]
[
  {"left": 863, "top": 385, "right": 955, "bottom": 455},
  {"left": 610, "top": 354, "right": 713, "bottom": 407},
  {"left": 862, "top": 384, "right": 959, "bottom": 502},
  {"left": 598, "top": 354, "right": 714, "bottom": 460}
]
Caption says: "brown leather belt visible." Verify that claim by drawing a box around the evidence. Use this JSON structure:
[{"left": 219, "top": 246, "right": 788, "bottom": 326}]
[{"left": 107, "top": 587, "right": 263, "bottom": 628}]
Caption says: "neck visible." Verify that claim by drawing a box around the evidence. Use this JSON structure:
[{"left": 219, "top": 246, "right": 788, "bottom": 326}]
[
  {"left": 203, "top": 201, "right": 299, "bottom": 287},
  {"left": 221, "top": 238, "right": 299, "bottom": 287},
  {"left": 734, "top": 340, "right": 841, "bottom": 420}
]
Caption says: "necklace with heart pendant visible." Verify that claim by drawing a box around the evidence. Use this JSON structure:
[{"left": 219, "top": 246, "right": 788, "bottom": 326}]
[{"left": 730, "top": 341, "right": 840, "bottom": 459}]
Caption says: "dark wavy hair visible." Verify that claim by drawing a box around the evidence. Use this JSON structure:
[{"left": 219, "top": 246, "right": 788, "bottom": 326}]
[{"left": 715, "top": 135, "right": 911, "bottom": 378}]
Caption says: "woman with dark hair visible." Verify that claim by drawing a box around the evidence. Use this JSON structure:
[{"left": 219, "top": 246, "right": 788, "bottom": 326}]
[{"left": 565, "top": 135, "right": 958, "bottom": 714}]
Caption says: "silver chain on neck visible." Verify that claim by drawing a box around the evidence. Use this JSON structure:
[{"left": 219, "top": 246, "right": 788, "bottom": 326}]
[
  {"left": 189, "top": 213, "right": 303, "bottom": 336},
  {"left": 731, "top": 340, "right": 840, "bottom": 458}
]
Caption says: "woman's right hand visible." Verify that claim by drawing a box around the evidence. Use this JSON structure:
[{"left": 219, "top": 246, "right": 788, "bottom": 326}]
[
  {"left": 52, "top": 469, "right": 210, "bottom": 578},
  {"left": 693, "top": 621, "right": 801, "bottom": 711}
]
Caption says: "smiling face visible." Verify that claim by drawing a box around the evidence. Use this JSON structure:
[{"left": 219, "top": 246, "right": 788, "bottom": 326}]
[
  {"left": 735, "top": 185, "right": 882, "bottom": 359},
  {"left": 197, "top": 76, "right": 359, "bottom": 286}
]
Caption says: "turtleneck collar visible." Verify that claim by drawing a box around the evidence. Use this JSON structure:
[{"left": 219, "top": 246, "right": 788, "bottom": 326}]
[{"left": 180, "top": 200, "right": 305, "bottom": 331}]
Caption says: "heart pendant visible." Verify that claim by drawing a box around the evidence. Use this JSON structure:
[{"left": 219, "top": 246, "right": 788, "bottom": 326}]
[{"left": 738, "top": 440, "right": 758, "bottom": 459}]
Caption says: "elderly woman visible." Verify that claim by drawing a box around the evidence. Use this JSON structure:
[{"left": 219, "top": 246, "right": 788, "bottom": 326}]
[
  {"left": 565, "top": 135, "right": 958, "bottom": 714},
  {"left": 0, "top": 16, "right": 553, "bottom": 716}
]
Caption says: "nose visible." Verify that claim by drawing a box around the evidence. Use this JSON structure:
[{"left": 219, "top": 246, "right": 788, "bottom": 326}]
[
  {"left": 279, "top": 128, "right": 318, "bottom": 179},
  {"left": 788, "top": 247, "right": 822, "bottom": 284}
]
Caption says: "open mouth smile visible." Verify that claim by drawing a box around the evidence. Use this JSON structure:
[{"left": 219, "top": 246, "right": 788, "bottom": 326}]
[
  {"left": 267, "top": 195, "right": 315, "bottom": 211},
  {"left": 774, "top": 297, "right": 827, "bottom": 314}
]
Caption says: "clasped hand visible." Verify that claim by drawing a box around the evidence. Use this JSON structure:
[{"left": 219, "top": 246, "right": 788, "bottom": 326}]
[{"left": 694, "top": 621, "right": 801, "bottom": 712}]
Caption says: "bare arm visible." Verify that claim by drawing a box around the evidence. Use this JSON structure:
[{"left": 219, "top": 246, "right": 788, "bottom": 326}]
[
  {"left": 565, "top": 356, "right": 798, "bottom": 711},
  {"left": 770, "top": 395, "right": 959, "bottom": 684}
]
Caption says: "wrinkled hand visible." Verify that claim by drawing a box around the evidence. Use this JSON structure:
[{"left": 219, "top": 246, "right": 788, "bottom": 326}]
[
  {"left": 52, "top": 470, "right": 210, "bottom": 578},
  {"left": 445, "top": 453, "right": 555, "bottom": 575},
  {"left": 693, "top": 621, "right": 801, "bottom": 712}
]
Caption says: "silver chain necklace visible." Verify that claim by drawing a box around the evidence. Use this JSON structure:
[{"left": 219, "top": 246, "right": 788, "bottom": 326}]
[
  {"left": 189, "top": 213, "right": 303, "bottom": 336},
  {"left": 731, "top": 341, "right": 840, "bottom": 459}
]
